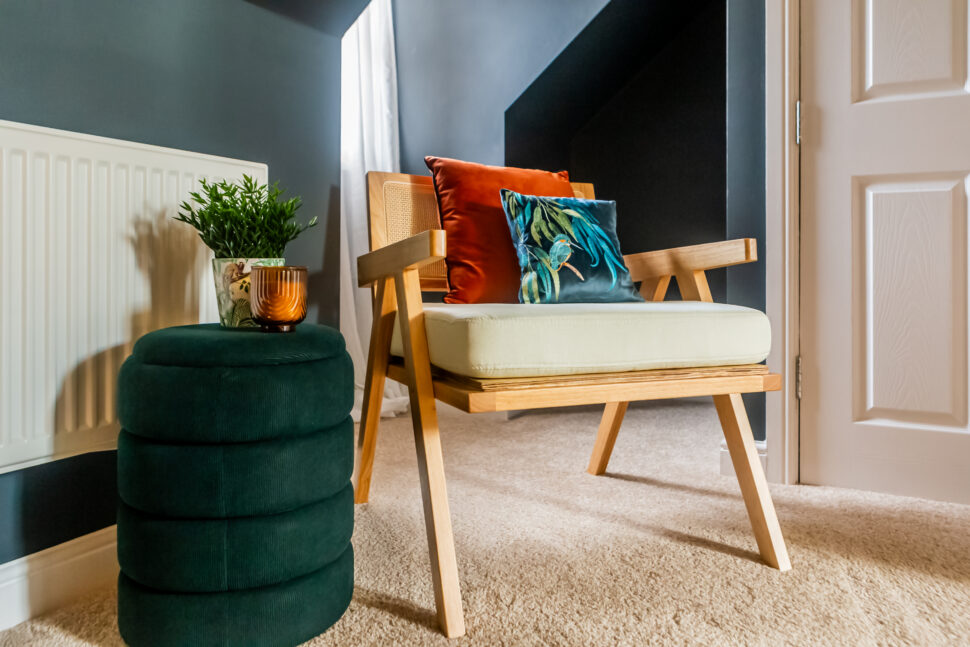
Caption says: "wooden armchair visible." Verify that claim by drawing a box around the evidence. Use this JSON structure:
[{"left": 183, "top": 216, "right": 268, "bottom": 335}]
[{"left": 354, "top": 172, "right": 789, "bottom": 638}]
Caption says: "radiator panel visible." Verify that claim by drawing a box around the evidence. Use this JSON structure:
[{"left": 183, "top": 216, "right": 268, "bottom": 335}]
[{"left": 0, "top": 120, "right": 267, "bottom": 470}]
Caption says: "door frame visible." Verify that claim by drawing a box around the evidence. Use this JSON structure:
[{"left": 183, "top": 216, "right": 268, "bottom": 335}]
[{"left": 764, "top": 0, "right": 801, "bottom": 484}]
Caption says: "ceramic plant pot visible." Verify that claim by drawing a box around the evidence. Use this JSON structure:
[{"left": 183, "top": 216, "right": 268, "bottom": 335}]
[{"left": 212, "top": 258, "right": 285, "bottom": 328}]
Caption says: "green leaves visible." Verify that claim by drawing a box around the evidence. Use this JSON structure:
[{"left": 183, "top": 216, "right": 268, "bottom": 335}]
[{"left": 173, "top": 175, "right": 317, "bottom": 258}]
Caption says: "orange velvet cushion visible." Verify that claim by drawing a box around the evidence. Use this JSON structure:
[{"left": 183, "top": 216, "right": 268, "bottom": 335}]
[{"left": 425, "top": 156, "right": 575, "bottom": 304}]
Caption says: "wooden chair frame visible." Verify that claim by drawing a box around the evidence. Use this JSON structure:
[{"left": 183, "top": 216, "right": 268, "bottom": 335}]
[{"left": 354, "top": 172, "right": 790, "bottom": 638}]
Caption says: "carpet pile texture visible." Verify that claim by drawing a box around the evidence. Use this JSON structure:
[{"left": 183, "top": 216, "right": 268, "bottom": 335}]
[{"left": 2, "top": 399, "right": 968, "bottom": 646}]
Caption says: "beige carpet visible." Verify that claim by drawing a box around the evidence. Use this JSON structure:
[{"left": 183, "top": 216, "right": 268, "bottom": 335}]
[{"left": 3, "top": 399, "right": 970, "bottom": 646}]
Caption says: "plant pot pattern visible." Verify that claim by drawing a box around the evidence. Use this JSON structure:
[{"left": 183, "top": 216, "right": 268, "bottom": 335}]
[{"left": 212, "top": 258, "right": 285, "bottom": 327}]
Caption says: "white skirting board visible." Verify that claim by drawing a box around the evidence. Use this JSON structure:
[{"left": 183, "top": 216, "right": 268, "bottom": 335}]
[
  {"left": 720, "top": 439, "right": 768, "bottom": 476},
  {"left": 0, "top": 526, "right": 118, "bottom": 631}
]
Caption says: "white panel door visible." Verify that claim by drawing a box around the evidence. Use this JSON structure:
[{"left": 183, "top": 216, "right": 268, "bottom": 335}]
[{"left": 801, "top": 0, "right": 970, "bottom": 503}]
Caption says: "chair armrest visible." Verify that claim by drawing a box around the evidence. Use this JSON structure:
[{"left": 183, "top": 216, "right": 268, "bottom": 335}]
[
  {"left": 357, "top": 229, "right": 447, "bottom": 287},
  {"left": 623, "top": 238, "right": 757, "bottom": 283}
]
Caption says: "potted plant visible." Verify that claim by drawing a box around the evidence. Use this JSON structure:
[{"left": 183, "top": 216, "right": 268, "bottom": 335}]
[{"left": 175, "top": 175, "right": 316, "bottom": 327}]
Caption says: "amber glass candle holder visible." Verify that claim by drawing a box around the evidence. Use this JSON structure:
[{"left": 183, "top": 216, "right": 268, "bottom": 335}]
[{"left": 250, "top": 265, "right": 308, "bottom": 332}]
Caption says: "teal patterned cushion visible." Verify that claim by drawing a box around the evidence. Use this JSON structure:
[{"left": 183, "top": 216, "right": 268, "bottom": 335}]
[{"left": 500, "top": 190, "right": 643, "bottom": 303}]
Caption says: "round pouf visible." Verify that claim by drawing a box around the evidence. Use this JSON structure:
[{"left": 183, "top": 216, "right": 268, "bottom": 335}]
[{"left": 116, "top": 324, "right": 354, "bottom": 647}]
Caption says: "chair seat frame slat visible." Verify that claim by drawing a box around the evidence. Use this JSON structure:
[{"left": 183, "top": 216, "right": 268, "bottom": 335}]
[
  {"left": 413, "top": 362, "right": 770, "bottom": 391},
  {"left": 354, "top": 171, "right": 791, "bottom": 639},
  {"left": 386, "top": 361, "right": 781, "bottom": 413}
]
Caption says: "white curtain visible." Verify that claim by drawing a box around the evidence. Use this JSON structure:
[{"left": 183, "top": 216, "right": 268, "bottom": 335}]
[{"left": 340, "top": 0, "right": 409, "bottom": 421}]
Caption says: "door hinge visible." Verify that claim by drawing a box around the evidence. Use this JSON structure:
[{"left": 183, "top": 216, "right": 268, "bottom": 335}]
[
  {"left": 795, "top": 100, "right": 802, "bottom": 145},
  {"left": 795, "top": 355, "right": 803, "bottom": 400}
]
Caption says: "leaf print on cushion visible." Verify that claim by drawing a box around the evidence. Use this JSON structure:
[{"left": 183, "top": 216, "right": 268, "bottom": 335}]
[{"left": 501, "top": 189, "right": 642, "bottom": 304}]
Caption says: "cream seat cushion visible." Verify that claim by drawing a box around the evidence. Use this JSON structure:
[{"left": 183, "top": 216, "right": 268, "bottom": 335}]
[{"left": 390, "top": 302, "right": 770, "bottom": 379}]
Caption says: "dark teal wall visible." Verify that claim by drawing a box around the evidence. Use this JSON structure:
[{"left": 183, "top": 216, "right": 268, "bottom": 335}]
[
  {"left": 0, "top": 0, "right": 342, "bottom": 562},
  {"left": 0, "top": 0, "right": 342, "bottom": 325},
  {"left": 0, "top": 452, "right": 117, "bottom": 564},
  {"left": 567, "top": 1, "right": 727, "bottom": 302},
  {"left": 504, "top": 0, "right": 726, "bottom": 299},
  {"left": 391, "top": 0, "right": 609, "bottom": 174},
  {"left": 726, "top": 0, "right": 766, "bottom": 439}
]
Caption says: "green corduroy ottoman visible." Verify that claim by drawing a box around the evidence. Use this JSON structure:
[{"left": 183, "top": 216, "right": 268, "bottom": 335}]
[{"left": 117, "top": 324, "right": 354, "bottom": 647}]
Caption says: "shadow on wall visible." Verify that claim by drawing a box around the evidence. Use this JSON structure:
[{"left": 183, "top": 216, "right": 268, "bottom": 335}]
[
  {"left": 308, "top": 185, "right": 341, "bottom": 322},
  {"left": 52, "top": 207, "right": 205, "bottom": 453},
  {"left": 128, "top": 209, "right": 206, "bottom": 336}
]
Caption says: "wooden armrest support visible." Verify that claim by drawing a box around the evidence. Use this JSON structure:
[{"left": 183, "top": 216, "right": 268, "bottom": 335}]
[
  {"left": 357, "top": 229, "right": 447, "bottom": 286},
  {"left": 623, "top": 238, "right": 757, "bottom": 282}
]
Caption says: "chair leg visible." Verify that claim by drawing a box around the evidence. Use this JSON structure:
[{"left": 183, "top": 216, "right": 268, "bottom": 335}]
[
  {"left": 409, "top": 394, "right": 466, "bottom": 638},
  {"left": 713, "top": 393, "right": 792, "bottom": 571},
  {"left": 395, "top": 269, "right": 466, "bottom": 638},
  {"left": 587, "top": 401, "right": 629, "bottom": 475},
  {"left": 354, "top": 373, "right": 385, "bottom": 505},
  {"left": 353, "top": 277, "right": 397, "bottom": 504}
]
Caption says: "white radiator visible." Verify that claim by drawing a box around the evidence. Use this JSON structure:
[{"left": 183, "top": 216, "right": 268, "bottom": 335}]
[{"left": 0, "top": 120, "right": 267, "bottom": 471}]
